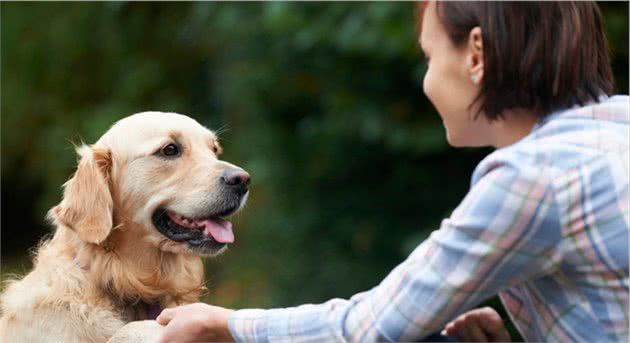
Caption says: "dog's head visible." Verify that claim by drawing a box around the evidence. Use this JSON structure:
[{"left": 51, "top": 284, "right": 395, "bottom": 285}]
[{"left": 50, "top": 111, "right": 249, "bottom": 257}]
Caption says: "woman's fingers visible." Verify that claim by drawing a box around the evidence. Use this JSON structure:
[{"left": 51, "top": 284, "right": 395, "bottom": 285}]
[
  {"left": 452, "top": 316, "right": 473, "bottom": 341},
  {"left": 442, "top": 307, "right": 511, "bottom": 342},
  {"left": 156, "top": 308, "right": 174, "bottom": 325},
  {"left": 462, "top": 314, "right": 489, "bottom": 342},
  {"left": 476, "top": 307, "right": 511, "bottom": 341}
]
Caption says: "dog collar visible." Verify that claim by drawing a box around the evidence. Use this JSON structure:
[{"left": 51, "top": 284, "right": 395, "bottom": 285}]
[{"left": 144, "top": 302, "right": 163, "bottom": 320}]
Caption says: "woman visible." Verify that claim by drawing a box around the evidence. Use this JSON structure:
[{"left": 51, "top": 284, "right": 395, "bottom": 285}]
[{"left": 157, "top": 1, "right": 629, "bottom": 342}]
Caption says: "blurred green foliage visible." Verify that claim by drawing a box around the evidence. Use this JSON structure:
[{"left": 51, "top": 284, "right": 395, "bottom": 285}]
[{"left": 1, "top": 2, "right": 627, "bottom": 340}]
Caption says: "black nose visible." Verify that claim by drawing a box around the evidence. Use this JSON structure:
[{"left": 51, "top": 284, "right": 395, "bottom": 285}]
[{"left": 221, "top": 169, "right": 250, "bottom": 194}]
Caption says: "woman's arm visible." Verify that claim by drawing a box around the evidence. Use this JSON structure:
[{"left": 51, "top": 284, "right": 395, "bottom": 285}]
[{"left": 158, "top": 156, "right": 563, "bottom": 342}]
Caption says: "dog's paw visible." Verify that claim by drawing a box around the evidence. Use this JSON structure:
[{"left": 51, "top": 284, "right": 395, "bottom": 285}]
[{"left": 108, "top": 320, "right": 164, "bottom": 343}]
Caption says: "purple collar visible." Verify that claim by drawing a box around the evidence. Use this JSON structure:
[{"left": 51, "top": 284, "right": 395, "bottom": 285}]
[{"left": 144, "top": 302, "right": 163, "bottom": 320}]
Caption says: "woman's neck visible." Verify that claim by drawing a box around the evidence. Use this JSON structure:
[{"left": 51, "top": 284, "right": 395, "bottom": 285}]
[{"left": 490, "top": 109, "right": 538, "bottom": 148}]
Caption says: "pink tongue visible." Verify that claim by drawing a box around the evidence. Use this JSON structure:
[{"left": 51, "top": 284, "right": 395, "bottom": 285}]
[
  {"left": 197, "top": 218, "right": 234, "bottom": 243},
  {"left": 167, "top": 212, "right": 234, "bottom": 243}
]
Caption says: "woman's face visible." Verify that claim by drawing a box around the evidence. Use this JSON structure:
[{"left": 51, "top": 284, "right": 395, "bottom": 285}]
[{"left": 420, "top": 2, "right": 492, "bottom": 147}]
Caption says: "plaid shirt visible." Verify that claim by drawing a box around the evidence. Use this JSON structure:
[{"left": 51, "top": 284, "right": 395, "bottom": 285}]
[{"left": 229, "top": 95, "right": 629, "bottom": 342}]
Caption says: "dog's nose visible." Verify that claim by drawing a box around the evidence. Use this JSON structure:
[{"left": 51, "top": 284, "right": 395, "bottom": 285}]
[{"left": 221, "top": 169, "right": 250, "bottom": 193}]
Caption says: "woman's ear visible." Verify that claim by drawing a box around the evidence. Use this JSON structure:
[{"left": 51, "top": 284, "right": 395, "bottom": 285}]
[
  {"left": 467, "top": 26, "right": 484, "bottom": 84},
  {"left": 49, "top": 145, "right": 113, "bottom": 244}
]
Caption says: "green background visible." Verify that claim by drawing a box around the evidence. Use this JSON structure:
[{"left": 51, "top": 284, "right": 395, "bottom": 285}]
[{"left": 2, "top": 2, "right": 628, "bottom": 340}]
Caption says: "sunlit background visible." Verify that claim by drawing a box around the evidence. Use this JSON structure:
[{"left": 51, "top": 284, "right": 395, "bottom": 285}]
[{"left": 2, "top": 2, "right": 628, "bottom": 340}]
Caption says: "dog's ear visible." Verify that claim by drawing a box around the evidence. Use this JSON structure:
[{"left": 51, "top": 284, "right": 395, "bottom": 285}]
[{"left": 49, "top": 145, "right": 113, "bottom": 244}]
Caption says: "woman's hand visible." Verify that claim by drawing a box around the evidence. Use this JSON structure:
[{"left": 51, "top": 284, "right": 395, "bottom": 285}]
[
  {"left": 442, "top": 307, "right": 511, "bottom": 342},
  {"left": 156, "top": 303, "right": 235, "bottom": 343}
]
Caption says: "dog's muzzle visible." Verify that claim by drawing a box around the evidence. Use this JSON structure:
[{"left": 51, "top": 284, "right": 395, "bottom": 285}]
[{"left": 152, "top": 169, "right": 250, "bottom": 255}]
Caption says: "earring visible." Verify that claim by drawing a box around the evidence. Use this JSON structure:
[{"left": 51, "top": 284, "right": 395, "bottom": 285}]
[{"left": 470, "top": 74, "right": 479, "bottom": 83}]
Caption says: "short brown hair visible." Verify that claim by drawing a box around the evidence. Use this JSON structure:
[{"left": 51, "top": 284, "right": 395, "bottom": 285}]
[{"left": 418, "top": 1, "right": 615, "bottom": 120}]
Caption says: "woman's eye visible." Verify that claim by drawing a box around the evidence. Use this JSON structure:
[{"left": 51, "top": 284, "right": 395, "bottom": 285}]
[{"left": 161, "top": 143, "right": 180, "bottom": 157}]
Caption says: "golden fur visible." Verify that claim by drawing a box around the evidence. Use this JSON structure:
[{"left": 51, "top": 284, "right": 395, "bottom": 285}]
[{"left": 0, "top": 112, "right": 246, "bottom": 342}]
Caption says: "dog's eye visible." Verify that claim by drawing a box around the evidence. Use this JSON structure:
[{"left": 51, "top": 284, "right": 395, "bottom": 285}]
[{"left": 161, "top": 144, "right": 180, "bottom": 157}]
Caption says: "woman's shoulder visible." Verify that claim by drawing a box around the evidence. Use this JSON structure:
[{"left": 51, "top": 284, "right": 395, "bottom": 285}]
[
  {"left": 470, "top": 146, "right": 552, "bottom": 189},
  {"left": 471, "top": 95, "right": 629, "bottom": 188}
]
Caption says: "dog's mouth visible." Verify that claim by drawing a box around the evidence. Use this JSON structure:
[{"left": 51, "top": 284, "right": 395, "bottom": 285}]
[{"left": 151, "top": 208, "right": 236, "bottom": 255}]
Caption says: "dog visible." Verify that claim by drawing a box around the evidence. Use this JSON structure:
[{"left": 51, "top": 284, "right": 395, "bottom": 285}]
[{"left": 0, "top": 111, "right": 249, "bottom": 342}]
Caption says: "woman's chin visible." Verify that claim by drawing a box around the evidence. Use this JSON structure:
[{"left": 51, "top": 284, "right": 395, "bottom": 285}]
[
  {"left": 445, "top": 131, "right": 491, "bottom": 148},
  {"left": 445, "top": 131, "right": 467, "bottom": 147}
]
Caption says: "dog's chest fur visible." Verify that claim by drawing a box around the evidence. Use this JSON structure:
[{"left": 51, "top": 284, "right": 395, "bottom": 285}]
[{"left": 0, "top": 230, "right": 201, "bottom": 342}]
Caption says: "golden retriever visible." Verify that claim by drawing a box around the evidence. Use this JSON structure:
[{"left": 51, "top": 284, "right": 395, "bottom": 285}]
[{"left": 0, "top": 111, "right": 249, "bottom": 342}]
